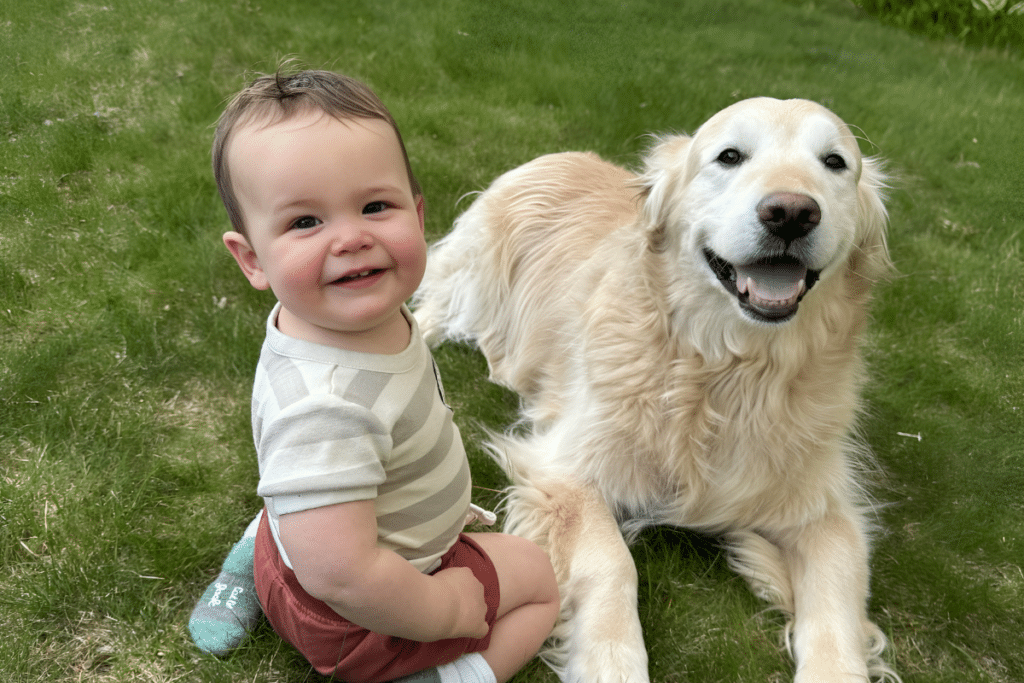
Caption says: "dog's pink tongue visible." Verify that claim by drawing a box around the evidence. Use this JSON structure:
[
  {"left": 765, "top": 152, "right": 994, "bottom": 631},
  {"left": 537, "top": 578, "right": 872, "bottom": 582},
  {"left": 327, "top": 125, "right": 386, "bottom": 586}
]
[{"left": 735, "top": 263, "right": 807, "bottom": 302}]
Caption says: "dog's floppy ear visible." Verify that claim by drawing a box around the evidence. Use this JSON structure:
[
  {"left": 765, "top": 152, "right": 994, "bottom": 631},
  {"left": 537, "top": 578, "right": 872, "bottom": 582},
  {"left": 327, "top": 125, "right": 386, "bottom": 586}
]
[
  {"left": 851, "top": 155, "right": 894, "bottom": 284},
  {"left": 637, "top": 134, "right": 693, "bottom": 251}
]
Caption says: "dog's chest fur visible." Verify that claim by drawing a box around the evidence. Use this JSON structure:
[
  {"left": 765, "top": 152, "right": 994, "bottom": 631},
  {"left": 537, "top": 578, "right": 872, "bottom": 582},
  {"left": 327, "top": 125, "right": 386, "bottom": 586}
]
[{"left": 546, "top": 238, "right": 869, "bottom": 533}]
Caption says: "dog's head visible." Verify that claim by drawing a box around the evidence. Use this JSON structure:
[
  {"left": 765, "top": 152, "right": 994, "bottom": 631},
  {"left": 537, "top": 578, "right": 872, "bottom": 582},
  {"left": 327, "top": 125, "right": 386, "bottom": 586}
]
[{"left": 640, "top": 97, "right": 890, "bottom": 325}]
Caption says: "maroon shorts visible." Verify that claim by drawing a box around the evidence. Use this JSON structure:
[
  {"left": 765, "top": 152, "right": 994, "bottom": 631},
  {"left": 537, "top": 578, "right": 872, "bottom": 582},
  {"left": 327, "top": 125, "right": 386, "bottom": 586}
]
[{"left": 253, "top": 509, "right": 500, "bottom": 683}]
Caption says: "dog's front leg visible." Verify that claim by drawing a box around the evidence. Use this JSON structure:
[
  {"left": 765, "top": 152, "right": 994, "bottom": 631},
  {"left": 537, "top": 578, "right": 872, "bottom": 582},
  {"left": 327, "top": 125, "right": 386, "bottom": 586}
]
[
  {"left": 505, "top": 479, "right": 649, "bottom": 683},
  {"left": 782, "top": 506, "right": 887, "bottom": 683}
]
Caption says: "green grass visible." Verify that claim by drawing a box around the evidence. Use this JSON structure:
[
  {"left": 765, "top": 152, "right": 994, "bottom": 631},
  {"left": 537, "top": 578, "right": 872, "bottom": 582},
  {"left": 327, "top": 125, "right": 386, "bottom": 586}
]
[{"left": 1, "top": 0, "right": 1022, "bottom": 681}]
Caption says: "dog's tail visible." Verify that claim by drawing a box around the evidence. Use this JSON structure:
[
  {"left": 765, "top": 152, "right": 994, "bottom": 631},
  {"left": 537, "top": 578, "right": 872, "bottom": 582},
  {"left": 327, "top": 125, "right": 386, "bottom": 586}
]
[
  {"left": 412, "top": 193, "right": 499, "bottom": 348},
  {"left": 412, "top": 236, "right": 476, "bottom": 348}
]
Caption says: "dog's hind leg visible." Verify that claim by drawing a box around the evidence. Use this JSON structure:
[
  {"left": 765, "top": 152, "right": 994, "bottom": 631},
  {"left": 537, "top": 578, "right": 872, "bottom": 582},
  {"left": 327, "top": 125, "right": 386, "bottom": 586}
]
[
  {"left": 724, "top": 529, "right": 796, "bottom": 616},
  {"left": 501, "top": 467, "right": 649, "bottom": 683}
]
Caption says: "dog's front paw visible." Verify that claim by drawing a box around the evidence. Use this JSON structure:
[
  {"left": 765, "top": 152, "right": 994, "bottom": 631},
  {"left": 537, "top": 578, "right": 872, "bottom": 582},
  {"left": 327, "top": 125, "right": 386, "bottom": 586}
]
[
  {"left": 793, "top": 659, "right": 870, "bottom": 683},
  {"left": 562, "top": 637, "right": 649, "bottom": 683}
]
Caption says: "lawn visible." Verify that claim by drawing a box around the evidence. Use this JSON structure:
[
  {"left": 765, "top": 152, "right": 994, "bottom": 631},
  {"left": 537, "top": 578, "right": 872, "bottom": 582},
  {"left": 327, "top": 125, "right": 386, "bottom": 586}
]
[{"left": 0, "top": 0, "right": 1021, "bottom": 681}]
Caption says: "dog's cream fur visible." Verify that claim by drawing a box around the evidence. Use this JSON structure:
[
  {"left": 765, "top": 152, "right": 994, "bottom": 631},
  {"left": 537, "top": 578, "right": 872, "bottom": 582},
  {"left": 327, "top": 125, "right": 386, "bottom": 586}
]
[{"left": 414, "top": 98, "right": 899, "bottom": 683}]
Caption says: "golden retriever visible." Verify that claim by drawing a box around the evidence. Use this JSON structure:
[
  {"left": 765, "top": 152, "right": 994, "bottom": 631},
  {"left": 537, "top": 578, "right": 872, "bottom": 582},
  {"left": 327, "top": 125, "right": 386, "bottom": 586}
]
[{"left": 413, "top": 97, "right": 899, "bottom": 683}]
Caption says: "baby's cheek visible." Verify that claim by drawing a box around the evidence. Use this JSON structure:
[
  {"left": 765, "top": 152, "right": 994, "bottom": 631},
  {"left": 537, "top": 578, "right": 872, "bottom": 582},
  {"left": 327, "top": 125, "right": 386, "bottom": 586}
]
[
  {"left": 283, "top": 251, "right": 328, "bottom": 287},
  {"left": 394, "top": 237, "right": 428, "bottom": 277}
]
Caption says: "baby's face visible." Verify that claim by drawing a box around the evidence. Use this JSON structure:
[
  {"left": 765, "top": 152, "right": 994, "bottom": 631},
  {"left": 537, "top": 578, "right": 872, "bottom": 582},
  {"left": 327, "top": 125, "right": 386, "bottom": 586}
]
[{"left": 226, "top": 112, "right": 426, "bottom": 352}]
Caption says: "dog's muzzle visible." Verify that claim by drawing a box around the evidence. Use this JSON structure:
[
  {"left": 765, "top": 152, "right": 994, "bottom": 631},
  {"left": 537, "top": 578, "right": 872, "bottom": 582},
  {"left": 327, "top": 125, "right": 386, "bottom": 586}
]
[{"left": 703, "top": 248, "right": 821, "bottom": 324}]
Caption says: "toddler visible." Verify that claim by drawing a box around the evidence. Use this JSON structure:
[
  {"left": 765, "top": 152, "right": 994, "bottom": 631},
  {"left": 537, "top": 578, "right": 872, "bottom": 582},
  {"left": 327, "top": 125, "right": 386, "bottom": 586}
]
[{"left": 188, "top": 69, "right": 559, "bottom": 683}]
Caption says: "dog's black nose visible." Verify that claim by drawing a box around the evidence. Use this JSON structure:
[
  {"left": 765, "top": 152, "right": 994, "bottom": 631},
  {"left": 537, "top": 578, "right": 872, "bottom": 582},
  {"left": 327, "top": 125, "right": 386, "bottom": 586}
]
[{"left": 757, "top": 193, "right": 821, "bottom": 242}]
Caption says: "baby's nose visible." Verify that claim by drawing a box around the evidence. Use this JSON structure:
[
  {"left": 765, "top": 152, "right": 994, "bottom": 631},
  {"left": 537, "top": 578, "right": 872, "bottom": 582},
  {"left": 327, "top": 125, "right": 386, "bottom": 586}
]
[{"left": 329, "top": 222, "right": 375, "bottom": 253}]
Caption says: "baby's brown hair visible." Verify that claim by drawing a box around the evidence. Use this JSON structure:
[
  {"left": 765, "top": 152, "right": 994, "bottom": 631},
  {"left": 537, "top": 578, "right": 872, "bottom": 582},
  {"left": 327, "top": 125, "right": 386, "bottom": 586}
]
[{"left": 213, "top": 68, "right": 421, "bottom": 236}]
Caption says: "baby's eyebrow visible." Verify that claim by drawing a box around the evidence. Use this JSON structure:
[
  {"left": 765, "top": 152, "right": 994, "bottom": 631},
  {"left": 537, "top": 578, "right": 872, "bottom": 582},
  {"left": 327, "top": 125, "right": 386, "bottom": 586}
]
[
  {"left": 272, "top": 197, "right": 319, "bottom": 214},
  {"left": 361, "top": 184, "right": 407, "bottom": 196}
]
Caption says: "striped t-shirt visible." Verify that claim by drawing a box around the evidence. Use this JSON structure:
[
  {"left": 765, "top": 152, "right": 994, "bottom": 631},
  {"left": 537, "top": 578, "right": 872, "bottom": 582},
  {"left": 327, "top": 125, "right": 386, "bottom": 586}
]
[{"left": 252, "top": 303, "right": 471, "bottom": 573}]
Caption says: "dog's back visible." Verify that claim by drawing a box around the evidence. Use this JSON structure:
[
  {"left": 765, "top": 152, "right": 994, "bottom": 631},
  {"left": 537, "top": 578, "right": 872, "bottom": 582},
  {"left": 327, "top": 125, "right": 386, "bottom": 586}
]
[{"left": 415, "top": 151, "right": 638, "bottom": 402}]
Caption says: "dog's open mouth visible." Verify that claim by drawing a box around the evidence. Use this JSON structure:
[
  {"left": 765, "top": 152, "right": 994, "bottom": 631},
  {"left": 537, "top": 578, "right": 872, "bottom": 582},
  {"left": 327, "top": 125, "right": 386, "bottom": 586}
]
[{"left": 703, "top": 249, "right": 820, "bottom": 323}]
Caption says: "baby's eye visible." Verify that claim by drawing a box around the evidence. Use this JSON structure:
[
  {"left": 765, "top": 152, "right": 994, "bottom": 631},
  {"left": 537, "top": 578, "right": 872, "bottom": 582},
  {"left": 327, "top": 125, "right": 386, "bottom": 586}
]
[
  {"left": 291, "top": 216, "right": 321, "bottom": 230},
  {"left": 363, "top": 201, "right": 388, "bottom": 215}
]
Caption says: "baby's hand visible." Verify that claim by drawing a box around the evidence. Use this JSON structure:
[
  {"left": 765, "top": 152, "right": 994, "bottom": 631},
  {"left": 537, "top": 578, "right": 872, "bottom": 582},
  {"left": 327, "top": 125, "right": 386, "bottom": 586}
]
[{"left": 434, "top": 566, "right": 489, "bottom": 639}]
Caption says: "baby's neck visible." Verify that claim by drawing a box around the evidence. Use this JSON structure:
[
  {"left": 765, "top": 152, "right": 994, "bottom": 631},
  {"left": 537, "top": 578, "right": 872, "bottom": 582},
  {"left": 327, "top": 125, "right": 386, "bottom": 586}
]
[{"left": 276, "top": 306, "right": 412, "bottom": 355}]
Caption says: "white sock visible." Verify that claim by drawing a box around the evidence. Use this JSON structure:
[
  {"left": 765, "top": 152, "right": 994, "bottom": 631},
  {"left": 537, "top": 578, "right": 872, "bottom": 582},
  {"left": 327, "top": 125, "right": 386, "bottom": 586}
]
[{"left": 436, "top": 653, "right": 496, "bottom": 683}]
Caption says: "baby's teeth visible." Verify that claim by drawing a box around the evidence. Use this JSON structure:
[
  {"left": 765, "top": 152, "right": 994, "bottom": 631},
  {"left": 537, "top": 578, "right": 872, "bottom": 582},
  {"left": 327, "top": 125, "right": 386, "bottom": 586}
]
[{"left": 344, "top": 270, "right": 372, "bottom": 280}]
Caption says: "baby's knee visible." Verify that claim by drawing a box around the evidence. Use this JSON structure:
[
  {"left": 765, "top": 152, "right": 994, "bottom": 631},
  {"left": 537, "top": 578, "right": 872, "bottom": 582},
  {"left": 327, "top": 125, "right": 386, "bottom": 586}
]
[
  {"left": 472, "top": 532, "right": 558, "bottom": 599},
  {"left": 513, "top": 535, "right": 559, "bottom": 600}
]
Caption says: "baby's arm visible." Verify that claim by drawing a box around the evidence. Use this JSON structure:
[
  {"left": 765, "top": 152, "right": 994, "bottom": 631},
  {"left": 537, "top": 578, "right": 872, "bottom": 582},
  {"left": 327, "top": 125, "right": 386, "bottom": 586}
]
[{"left": 278, "top": 499, "right": 489, "bottom": 642}]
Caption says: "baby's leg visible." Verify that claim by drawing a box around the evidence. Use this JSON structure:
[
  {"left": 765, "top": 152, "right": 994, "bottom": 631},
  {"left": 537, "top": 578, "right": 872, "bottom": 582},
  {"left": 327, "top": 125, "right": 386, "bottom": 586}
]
[
  {"left": 466, "top": 532, "right": 560, "bottom": 683},
  {"left": 189, "top": 510, "right": 264, "bottom": 655}
]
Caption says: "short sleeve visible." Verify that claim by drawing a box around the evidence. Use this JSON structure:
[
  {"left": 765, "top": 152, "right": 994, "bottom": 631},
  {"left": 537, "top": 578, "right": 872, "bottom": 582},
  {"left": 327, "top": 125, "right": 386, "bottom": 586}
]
[{"left": 256, "top": 393, "right": 390, "bottom": 515}]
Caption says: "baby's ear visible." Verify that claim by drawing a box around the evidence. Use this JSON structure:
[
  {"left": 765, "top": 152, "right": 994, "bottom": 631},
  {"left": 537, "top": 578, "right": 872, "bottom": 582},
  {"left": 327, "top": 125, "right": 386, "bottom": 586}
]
[
  {"left": 416, "top": 195, "right": 425, "bottom": 234},
  {"left": 223, "top": 232, "right": 270, "bottom": 290}
]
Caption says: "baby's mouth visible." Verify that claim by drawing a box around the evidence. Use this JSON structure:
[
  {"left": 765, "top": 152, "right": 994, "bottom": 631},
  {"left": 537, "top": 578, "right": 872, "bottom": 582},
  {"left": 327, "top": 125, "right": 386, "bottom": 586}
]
[{"left": 333, "top": 269, "right": 384, "bottom": 284}]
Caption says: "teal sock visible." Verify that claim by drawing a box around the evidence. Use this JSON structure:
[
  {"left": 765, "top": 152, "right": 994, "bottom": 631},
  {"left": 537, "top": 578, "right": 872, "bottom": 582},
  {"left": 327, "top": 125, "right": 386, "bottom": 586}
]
[{"left": 189, "top": 518, "right": 262, "bottom": 656}]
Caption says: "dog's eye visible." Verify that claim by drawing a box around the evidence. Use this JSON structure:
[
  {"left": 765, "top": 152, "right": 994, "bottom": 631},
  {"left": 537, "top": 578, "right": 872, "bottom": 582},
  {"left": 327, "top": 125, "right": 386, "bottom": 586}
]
[
  {"left": 823, "top": 153, "right": 847, "bottom": 171},
  {"left": 717, "top": 148, "right": 743, "bottom": 166}
]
